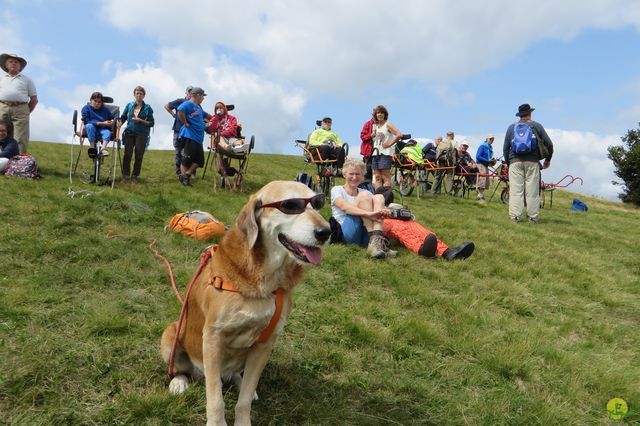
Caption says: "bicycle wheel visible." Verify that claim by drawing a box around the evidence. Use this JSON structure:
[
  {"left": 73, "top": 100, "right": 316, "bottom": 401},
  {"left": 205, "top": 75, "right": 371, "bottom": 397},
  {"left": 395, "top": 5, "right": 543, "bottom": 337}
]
[
  {"left": 501, "top": 187, "right": 509, "bottom": 204},
  {"left": 398, "top": 170, "right": 415, "bottom": 196}
]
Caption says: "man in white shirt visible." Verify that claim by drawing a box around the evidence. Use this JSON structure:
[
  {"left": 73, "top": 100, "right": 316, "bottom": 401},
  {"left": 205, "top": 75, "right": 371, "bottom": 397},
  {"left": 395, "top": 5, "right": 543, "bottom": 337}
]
[{"left": 0, "top": 53, "right": 38, "bottom": 154}]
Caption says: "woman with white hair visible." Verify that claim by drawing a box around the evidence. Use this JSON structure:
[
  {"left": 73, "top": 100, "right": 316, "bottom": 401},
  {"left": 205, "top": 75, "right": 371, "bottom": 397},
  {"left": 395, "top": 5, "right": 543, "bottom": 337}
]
[{"left": 330, "top": 157, "right": 394, "bottom": 259}]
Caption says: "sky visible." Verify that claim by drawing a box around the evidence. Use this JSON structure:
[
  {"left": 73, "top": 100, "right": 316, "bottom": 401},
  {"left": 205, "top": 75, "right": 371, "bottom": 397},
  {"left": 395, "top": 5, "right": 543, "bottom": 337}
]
[{"left": 3, "top": 0, "right": 640, "bottom": 201}]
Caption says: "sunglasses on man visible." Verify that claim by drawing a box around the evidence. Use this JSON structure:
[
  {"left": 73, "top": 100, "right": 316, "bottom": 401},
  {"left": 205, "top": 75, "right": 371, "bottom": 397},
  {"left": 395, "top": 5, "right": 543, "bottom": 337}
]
[{"left": 259, "top": 193, "right": 326, "bottom": 215}]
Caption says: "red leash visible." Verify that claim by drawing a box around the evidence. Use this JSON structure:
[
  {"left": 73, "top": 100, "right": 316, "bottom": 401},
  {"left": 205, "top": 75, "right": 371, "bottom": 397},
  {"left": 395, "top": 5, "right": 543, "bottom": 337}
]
[{"left": 167, "top": 248, "right": 213, "bottom": 378}]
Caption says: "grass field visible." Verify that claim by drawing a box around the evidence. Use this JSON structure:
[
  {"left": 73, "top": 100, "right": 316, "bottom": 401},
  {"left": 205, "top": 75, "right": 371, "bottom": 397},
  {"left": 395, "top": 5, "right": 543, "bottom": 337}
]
[{"left": 1, "top": 141, "right": 639, "bottom": 425}]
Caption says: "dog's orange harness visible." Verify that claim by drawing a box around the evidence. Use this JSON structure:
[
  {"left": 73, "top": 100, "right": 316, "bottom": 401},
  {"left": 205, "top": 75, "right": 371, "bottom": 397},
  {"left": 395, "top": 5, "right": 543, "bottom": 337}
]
[{"left": 168, "top": 245, "right": 285, "bottom": 378}]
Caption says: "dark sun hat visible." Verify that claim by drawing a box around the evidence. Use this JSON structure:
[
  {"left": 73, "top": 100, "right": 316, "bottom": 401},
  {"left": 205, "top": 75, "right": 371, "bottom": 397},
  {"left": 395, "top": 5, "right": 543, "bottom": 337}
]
[{"left": 516, "top": 103, "right": 535, "bottom": 117}]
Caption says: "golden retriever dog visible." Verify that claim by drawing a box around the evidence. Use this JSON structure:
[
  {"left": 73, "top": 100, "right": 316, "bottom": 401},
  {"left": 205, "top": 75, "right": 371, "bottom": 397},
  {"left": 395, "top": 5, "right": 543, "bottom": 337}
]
[{"left": 160, "top": 181, "right": 330, "bottom": 425}]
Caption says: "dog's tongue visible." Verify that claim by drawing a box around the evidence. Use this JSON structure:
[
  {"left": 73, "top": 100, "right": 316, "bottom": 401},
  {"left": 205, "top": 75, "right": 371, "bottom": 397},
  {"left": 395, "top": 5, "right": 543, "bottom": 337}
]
[{"left": 301, "top": 246, "right": 322, "bottom": 265}]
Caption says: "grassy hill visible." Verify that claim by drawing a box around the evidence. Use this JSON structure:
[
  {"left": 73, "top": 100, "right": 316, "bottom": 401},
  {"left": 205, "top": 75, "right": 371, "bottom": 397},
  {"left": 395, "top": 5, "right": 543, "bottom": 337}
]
[{"left": 1, "top": 142, "right": 639, "bottom": 425}]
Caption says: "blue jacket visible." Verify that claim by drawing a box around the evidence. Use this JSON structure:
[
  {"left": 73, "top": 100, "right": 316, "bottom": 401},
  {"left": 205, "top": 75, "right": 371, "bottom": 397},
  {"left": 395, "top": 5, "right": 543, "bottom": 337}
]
[
  {"left": 476, "top": 141, "right": 494, "bottom": 165},
  {"left": 120, "top": 101, "right": 154, "bottom": 137},
  {"left": 0, "top": 136, "right": 19, "bottom": 159}
]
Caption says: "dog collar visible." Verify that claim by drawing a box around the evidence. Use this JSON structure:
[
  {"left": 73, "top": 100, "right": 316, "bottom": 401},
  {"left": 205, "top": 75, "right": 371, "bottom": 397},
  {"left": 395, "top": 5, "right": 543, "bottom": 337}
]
[{"left": 207, "top": 245, "right": 285, "bottom": 343}]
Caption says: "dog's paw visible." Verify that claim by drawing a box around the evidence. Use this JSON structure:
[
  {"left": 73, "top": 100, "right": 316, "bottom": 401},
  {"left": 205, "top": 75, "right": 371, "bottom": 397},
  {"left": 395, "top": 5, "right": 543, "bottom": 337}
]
[{"left": 168, "top": 375, "right": 190, "bottom": 394}]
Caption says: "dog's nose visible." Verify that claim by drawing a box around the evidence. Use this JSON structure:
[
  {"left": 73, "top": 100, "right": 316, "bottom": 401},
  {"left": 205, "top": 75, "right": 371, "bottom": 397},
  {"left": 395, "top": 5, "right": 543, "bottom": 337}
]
[{"left": 314, "top": 226, "right": 331, "bottom": 243}]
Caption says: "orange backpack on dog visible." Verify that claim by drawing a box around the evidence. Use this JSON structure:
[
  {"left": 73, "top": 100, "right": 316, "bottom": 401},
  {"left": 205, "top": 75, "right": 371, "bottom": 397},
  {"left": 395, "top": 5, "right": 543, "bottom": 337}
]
[{"left": 166, "top": 211, "right": 226, "bottom": 241}]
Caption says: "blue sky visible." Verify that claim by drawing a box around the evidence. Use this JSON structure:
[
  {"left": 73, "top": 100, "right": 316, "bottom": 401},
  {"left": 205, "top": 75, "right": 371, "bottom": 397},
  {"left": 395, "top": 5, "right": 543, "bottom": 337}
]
[{"left": 3, "top": 0, "right": 640, "bottom": 200}]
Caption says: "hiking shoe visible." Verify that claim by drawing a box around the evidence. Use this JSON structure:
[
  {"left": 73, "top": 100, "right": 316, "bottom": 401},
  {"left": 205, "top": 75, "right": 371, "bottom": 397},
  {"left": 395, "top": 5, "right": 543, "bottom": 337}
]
[
  {"left": 511, "top": 216, "right": 520, "bottom": 223},
  {"left": 443, "top": 242, "right": 475, "bottom": 261},
  {"left": 477, "top": 193, "right": 485, "bottom": 201},
  {"left": 232, "top": 143, "right": 250, "bottom": 153},
  {"left": 418, "top": 234, "right": 438, "bottom": 258},
  {"left": 381, "top": 236, "right": 398, "bottom": 258},
  {"left": 529, "top": 217, "right": 539, "bottom": 224},
  {"left": 367, "top": 235, "right": 386, "bottom": 259},
  {"left": 179, "top": 173, "right": 191, "bottom": 186},
  {"left": 101, "top": 149, "right": 110, "bottom": 157}
]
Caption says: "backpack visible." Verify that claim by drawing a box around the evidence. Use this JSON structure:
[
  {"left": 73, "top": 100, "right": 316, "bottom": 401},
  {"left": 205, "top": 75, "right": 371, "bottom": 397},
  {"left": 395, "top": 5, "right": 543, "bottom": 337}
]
[
  {"left": 511, "top": 122, "right": 537, "bottom": 155},
  {"left": 571, "top": 198, "right": 588, "bottom": 212},
  {"left": 358, "top": 180, "right": 375, "bottom": 194},
  {"left": 328, "top": 216, "right": 344, "bottom": 244},
  {"left": 435, "top": 138, "right": 455, "bottom": 166},
  {"left": 295, "top": 172, "right": 314, "bottom": 190},
  {"left": 5, "top": 154, "right": 41, "bottom": 178},
  {"left": 166, "top": 211, "right": 226, "bottom": 241}
]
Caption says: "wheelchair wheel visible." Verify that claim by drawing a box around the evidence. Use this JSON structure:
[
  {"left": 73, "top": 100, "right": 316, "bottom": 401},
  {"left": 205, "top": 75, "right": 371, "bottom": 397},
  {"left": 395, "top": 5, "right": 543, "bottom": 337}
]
[
  {"left": 398, "top": 170, "right": 415, "bottom": 196},
  {"left": 501, "top": 187, "right": 509, "bottom": 204}
]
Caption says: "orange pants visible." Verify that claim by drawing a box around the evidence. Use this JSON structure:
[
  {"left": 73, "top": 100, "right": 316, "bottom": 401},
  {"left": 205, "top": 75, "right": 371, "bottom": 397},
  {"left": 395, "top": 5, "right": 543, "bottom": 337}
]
[{"left": 382, "top": 219, "right": 448, "bottom": 256}]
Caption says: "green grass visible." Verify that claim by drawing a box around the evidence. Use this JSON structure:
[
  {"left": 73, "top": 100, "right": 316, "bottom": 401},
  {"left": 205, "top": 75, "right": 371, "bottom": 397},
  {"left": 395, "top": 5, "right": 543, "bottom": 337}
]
[{"left": 1, "top": 142, "right": 639, "bottom": 425}]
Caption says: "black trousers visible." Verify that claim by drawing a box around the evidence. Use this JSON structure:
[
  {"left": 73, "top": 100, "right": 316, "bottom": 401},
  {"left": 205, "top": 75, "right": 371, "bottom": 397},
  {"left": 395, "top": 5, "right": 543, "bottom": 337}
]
[
  {"left": 312, "top": 144, "right": 345, "bottom": 167},
  {"left": 122, "top": 132, "right": 148, "bottom": 177}
]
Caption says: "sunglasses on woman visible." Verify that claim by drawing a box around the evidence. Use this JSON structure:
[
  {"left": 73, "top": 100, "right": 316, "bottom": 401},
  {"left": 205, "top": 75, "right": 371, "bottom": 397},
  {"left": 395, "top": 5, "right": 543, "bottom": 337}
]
[{"left": 259, "top": 193, "right": 326, "bottom": 215}]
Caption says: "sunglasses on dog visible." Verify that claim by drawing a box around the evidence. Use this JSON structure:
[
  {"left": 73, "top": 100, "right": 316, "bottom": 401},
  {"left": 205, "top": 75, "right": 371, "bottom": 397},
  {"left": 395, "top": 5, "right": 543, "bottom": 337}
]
[{"left": 259, "top": 193, "right": 326, "bottom": 214}]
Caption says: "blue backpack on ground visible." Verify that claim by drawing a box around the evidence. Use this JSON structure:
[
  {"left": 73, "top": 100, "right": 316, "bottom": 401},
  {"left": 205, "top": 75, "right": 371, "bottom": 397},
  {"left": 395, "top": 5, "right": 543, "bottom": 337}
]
[
  {"left": 511, "top": 122, "right": 537, "bottom": 154},
  {"left": 571, "top": 198, "right": 588, "bottom": 212}
]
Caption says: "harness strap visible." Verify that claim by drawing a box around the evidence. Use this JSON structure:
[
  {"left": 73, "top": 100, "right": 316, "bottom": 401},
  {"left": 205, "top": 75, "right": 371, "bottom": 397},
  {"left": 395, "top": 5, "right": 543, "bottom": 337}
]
[{"left": 257, "top": 288, "right": 284, "bottom": 343}]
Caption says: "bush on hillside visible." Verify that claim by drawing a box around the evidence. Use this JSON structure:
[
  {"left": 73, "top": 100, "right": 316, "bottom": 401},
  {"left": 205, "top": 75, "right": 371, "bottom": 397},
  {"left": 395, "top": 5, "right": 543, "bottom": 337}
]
[{"left": 608, "top": 122, "right": 640, "bottom": 205}]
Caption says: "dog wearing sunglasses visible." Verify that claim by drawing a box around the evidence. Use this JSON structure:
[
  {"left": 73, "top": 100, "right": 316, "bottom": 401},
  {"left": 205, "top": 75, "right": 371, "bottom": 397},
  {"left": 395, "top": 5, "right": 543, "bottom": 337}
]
[{"left": 160, "top": 180, "right": 330, "bottom": 425}]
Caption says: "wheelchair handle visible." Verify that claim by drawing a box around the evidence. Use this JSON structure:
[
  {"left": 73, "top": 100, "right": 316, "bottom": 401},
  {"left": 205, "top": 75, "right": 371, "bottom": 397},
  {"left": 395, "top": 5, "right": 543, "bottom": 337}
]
[{"left": 400, "top": 134, "right": 412, "bottom": 140}]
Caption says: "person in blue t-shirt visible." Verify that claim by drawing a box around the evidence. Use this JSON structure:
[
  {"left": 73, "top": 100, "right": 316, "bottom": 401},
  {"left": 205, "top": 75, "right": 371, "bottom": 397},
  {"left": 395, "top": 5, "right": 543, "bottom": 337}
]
[
  {"left": 164, "top": 85, "right": 192, "bottom": 175},
  {"left": 176, "top": 87, "right": 212, "bottom": 186}
]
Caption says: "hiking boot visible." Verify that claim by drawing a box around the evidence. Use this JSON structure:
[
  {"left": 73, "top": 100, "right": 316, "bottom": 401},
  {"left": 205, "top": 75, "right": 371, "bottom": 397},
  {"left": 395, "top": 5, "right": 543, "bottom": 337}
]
[
  {"left": 101, "top": 149, "right": 110, "bottom": 157},
  {"left": 511, "top": 216, "right": 521, "bottom": 223},
  {"left": 529, "top": 217, "right": 539, "bottom": 224},
  {"left": 381, "top": 236, "right": 397, "bottom": 258},
  {"left": 367, "top": 235, "right": 386, "bottom": 259},
  {"left": 179, "top": 173, "right": 191, "bottom": 186},
  {"left": 443, "top": 242, "right": 475, "bottom": 261},
  {"left": 476, "top": 193, "right": 485, "bottom": 201},
  {"left": 418, "top": 234, "right": 438, "bottom": 258}
]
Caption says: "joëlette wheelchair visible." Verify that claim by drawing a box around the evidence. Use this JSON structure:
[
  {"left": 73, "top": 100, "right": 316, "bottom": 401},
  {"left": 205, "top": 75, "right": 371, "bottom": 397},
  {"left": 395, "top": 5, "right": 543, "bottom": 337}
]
[
  {"left": 202, "top": 104, "right": 255, "bottom": 192},
  {"left": 294, "top": 120, "right": 349, "bottom": 195},
  {"left": 71, "top": 97, "right": 122, "bottom": 186}
]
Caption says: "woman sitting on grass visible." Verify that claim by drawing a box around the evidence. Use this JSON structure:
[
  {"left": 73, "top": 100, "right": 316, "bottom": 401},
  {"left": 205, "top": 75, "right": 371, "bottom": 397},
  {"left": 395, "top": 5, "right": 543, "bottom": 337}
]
[{"left": 330, "top": 158, "right": 394, "bottom": 259}]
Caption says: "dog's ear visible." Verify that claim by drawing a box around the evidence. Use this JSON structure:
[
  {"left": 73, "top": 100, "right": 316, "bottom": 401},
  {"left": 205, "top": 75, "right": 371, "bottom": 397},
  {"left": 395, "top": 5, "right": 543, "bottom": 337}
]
[{"left": 236, "top": 194, "right": 260, "bottom": 249}]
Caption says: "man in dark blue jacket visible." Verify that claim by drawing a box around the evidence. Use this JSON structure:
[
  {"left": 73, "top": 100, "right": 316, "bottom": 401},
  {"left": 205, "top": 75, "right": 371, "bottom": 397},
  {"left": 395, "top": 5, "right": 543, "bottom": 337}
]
[
  {"left": 164, "top": 86, "right": 192, "bottom": 175},
  {"left": 0, "top": 118, "right": 19, "bottom": 173}
]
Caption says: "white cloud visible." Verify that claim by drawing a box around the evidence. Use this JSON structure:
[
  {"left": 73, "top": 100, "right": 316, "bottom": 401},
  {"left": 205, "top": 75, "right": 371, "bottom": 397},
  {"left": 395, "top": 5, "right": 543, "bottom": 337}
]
[{"left": 99, "top": 0, "right": 640, "bottom": 94}]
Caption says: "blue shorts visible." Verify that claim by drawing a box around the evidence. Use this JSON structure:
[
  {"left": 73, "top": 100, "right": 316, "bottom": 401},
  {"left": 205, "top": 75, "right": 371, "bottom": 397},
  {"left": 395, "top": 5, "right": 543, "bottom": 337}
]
[
  {"left": 372, "top": 154, "right": 393, "bottom": 170},
  {"left": 341, "top": 215, "right": 369, "bottom": 247}
]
